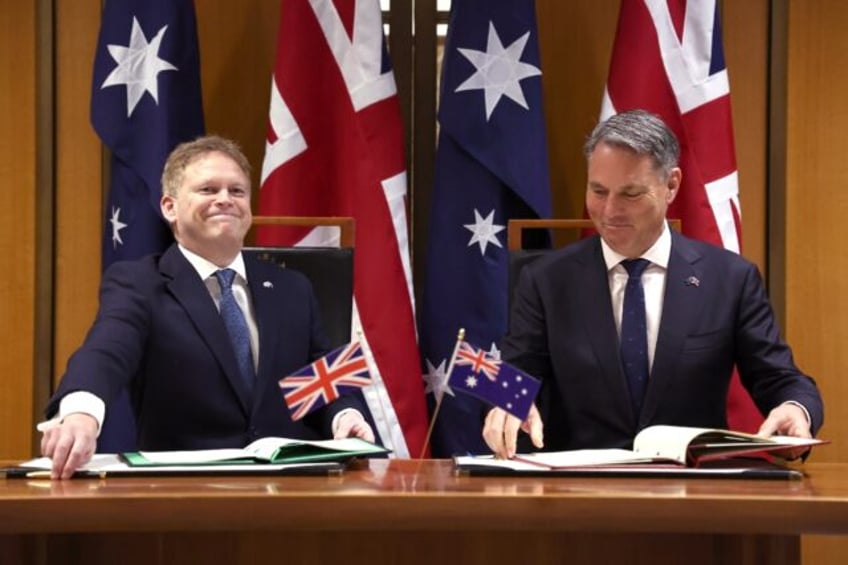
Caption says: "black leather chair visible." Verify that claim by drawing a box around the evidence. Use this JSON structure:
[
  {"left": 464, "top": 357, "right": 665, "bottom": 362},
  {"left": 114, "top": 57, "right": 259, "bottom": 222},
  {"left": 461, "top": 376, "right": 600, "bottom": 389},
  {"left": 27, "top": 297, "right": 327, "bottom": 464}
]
[{"left": 245, "top": 216, "right": 355, "bottom": 347}]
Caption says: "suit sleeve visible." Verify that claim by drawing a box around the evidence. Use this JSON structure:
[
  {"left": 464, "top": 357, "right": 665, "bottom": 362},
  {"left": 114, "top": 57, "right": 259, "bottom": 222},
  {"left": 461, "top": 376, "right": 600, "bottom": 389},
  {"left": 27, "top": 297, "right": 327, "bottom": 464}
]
[
  {"left": 502, "top": 265, "right": 554, "bottom": 385},
  {"left": 47, "top": 261, "right": 151, "bottom": 416},
  {"left": 734, "top": 263, "right": 824, "bottom": 434}
]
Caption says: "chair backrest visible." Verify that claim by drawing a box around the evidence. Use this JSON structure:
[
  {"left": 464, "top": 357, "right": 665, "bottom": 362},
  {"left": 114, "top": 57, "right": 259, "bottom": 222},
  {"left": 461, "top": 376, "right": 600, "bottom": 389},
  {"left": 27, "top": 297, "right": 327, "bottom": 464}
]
[
  {"left": 506, "top": 218, "right": 682, "bottom": 307},
  {"left": 246, "top": 216, "right": 355, "bottom": 348}
]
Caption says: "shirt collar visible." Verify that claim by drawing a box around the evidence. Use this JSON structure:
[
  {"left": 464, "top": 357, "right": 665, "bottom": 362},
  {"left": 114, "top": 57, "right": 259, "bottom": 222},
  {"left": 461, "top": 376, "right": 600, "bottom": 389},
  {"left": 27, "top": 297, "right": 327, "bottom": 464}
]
[
  {"left": 600, "top": 221, "right": 672, "bottom": 271},
  {"left": 177, "top": 244, "right": 248, "bottom": 282}
]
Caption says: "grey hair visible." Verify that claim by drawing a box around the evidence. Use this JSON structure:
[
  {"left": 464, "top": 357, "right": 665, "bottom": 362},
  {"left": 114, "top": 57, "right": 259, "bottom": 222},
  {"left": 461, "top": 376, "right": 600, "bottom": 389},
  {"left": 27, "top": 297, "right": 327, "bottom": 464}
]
[{"left": 583, "top": 109, "right": 680, "bottom": 179}]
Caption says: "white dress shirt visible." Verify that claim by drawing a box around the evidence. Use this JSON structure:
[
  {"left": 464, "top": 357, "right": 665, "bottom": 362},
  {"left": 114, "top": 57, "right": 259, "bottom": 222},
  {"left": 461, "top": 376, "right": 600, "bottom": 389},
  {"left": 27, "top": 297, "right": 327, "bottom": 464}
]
[{"left": 601, "top": 223, "right": 672, "bottom": 371}]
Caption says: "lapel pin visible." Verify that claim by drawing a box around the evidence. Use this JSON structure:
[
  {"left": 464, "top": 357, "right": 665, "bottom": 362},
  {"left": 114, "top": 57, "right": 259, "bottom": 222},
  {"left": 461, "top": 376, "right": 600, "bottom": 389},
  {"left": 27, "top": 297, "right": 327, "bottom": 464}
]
[
  {"left": 263, "top": 281, "right": 273, "bottom": 289},
  {"left": 685, "top": 276, "right": 700, "bottom": 287}
]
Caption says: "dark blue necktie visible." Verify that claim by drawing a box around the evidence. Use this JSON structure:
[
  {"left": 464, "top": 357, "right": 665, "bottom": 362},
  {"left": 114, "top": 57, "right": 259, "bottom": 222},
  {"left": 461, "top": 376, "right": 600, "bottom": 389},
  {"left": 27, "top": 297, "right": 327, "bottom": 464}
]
[
  {"left": 620, "top": 259, "right": 650, "bottom": 418},
  {"left": 214, "top": 269, "right": 255, "bottom": 391}
]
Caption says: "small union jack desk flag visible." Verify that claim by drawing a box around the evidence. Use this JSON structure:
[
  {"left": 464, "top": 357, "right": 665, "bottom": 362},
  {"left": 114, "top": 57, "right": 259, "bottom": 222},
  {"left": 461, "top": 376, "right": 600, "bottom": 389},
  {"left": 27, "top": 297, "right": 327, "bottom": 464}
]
[
  {"left": 447, "top": 340, "right": 541, "bottom": 421},
  {"left": 278, "top": 341, "right": 372, "bottom": 421}
]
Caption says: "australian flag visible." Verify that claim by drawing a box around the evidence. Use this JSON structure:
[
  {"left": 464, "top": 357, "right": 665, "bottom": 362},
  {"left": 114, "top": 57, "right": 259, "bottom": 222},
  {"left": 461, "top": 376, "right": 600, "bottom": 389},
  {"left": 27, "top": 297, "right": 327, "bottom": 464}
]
[
  {"left": 90, "top": 0, "right": 204, "bottom": 451},
  {"left": 418, "top": 0, "right": 552, "bottom": 456},
  {"left": 448, "top": 340, "right": 541, "bottom": 421}
]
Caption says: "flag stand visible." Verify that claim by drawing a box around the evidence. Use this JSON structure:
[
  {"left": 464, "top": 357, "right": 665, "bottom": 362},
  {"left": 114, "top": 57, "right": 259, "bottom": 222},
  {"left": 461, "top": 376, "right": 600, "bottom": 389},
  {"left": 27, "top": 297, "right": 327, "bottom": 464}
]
[{"left": 418, "top": 329, "right": 466, "bottom": 459}]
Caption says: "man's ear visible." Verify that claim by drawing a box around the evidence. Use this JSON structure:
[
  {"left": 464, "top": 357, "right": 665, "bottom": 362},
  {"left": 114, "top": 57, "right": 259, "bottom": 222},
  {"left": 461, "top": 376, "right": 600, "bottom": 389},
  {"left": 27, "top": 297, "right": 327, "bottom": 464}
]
[
  {"left": 666, "top": 167, "right": 682, "bottom": 204},
  {"left": 160, "top": 194, "right": 176, "bottom": 223}
]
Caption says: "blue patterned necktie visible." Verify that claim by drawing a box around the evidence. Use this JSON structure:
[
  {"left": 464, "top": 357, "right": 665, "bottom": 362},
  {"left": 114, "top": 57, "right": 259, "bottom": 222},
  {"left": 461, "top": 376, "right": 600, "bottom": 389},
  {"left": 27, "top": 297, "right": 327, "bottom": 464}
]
[
  {"left": 620, "top": 259, "right": 650, "bottom": 418},
  {"left": 214, "top": 269, "right": 255, "bottom": 391}
]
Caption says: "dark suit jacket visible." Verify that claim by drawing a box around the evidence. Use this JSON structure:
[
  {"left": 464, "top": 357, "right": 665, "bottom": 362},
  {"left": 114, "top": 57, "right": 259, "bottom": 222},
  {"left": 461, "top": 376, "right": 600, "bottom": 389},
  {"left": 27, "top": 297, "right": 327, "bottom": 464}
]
[
  {"left": 48, "top": 244, "right": 362, "bottom": 450},
  {"left": 504, "top": 231, "right": 824, "bottom": 452}
]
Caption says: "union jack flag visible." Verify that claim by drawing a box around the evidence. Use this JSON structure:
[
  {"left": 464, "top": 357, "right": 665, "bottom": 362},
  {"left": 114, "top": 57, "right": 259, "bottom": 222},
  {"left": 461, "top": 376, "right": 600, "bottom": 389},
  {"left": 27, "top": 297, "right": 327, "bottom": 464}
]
[
  {"left": 447, "top": 340, "right": 541, "bottom": 421},
  {"left": 454, "top": 341, "right": 500, "bottom": 382},
  {"left": 257, "top": 0, "right": 428, "bottom": 457},
  {"left": 278, "top": 341, "right": 372, "bottom": 421},
  {"left": 601, "top": 0, "right": 762, "bottom": 432}
]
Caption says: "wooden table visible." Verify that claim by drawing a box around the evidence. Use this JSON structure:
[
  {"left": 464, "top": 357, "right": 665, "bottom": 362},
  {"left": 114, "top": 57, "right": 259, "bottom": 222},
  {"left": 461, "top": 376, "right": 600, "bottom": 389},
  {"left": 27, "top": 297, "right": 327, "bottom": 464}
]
[{"left": 2, "top": 460, "right": 847, "bottom": 565}]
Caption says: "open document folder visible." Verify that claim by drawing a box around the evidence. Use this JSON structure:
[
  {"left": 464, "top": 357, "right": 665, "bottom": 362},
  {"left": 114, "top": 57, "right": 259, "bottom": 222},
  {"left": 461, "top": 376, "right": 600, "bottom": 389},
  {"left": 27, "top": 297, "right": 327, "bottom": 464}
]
[
  {"left": 6, "top": 437, "right": 389, "bottom": 478},
  {"left": 454, "top": 425, "right": 826, "bottom": 479},
  {"left": 5, "top": 454, "right": 343, "bottom": 478},
  {"left": 453, "top": 454, "right": 805, "bottom": 479}
]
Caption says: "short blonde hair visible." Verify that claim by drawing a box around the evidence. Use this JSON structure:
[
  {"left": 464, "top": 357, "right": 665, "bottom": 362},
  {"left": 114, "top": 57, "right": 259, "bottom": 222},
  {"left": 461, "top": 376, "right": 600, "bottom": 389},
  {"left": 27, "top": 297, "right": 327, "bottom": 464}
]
[{"left": 160, "top": 135, "right": 252, "bottom": 197}]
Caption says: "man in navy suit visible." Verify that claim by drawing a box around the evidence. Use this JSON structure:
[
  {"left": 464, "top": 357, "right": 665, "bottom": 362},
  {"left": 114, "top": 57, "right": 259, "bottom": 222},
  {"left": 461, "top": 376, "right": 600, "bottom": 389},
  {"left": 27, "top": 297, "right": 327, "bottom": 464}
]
[
  {"left": 483, "top": 110, "right": 823, "bottom": 459},
  {"left": 41, "top": 136, "right": 373, "bottom": 478}
]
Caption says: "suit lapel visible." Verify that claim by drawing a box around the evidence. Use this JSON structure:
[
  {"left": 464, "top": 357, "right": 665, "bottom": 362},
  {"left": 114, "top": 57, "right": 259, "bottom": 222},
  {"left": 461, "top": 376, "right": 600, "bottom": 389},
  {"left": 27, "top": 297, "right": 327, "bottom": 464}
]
[
  {"left": 640, "top": 233, "right": 705, "bottom": 425},
  {"left": 575, "top": 239, "right": 634, "bottom": 422},
  {"left": 245, "top": 256, "right": 284, "bottom": 412},
  {"left": 160, "top": 245, "right": 252, "bottom": 414}
]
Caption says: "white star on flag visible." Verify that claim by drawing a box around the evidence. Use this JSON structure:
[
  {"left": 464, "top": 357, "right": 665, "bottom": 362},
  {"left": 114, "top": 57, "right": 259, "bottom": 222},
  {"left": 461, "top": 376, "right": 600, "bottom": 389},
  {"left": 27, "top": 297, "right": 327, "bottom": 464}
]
[
  {"left": 464, "top": 375, "right": 479, "bottom": 389},
  {"left": 455, "top": 21, "right": 542, "bottom": 121},
  {"left": 423, "top": 358, "right": 454, "bottom": 398},
  {"left": 464, "top": 208, "right": 505, "bottom": 255},
  {"left": 487, "top": 342, "right": 501, "bottom": 361},
  {"left": 101, "top": 16, "right": 177, "bottom": 117},
  {"left": 110, "top": 206, "right": 128, "bottom": 249}
]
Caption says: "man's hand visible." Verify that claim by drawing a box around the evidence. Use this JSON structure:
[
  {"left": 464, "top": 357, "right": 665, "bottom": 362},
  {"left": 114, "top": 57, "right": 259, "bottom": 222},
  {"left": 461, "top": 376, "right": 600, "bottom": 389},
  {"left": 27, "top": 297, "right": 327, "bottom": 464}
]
[
  {"left": 40, "top": 413, "right": 99, "bottom": 479},
  {"left": 757, "top": 402, "right": 812, "bottom": 460},
  {"left": 333, "top": 410, "right": 375, "bottom": 443},
  {"left": 483, "top": 404, "right": 543, "bottom": 459}
]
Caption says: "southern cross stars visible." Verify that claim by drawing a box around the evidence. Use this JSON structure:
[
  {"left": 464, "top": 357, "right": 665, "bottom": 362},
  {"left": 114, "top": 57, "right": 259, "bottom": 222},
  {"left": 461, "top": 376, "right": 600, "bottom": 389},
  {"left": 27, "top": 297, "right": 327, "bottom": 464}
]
[
  {"left": 110, "top": 206, "right": 127, "bottom": 249},
  {"left": 423, "top": 358, "right": 454, "bottom": 399},
  {"left": 455, "top": 21, "right": 542, "bottom": 121},
  {"left": 101, "top": 16, "right": 178, "bottom": 117},
  {"left": 464, "top": 208, "right": 505, "bottom": 255}
]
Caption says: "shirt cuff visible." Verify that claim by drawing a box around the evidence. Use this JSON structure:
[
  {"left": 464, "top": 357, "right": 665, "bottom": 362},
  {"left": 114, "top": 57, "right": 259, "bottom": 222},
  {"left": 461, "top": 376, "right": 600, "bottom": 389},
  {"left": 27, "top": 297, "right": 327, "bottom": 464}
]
[
  {"left": 331, "top": 408, "right": 364, "bottom": 436},
  {"left": 783, "top": 400, "right": 812, "bottom": 429},
  {"left": 36, "top": 392, "right": 105, "bottom": 437}
]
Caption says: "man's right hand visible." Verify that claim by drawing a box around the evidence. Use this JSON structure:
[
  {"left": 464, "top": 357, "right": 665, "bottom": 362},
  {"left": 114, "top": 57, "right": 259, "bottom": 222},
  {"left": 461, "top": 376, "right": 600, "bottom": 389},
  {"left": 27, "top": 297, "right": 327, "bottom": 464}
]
[
  {"left": 40, "top": 413, "right": 99, "bottom": 479},
  {"left": 482, "top": 404, "right": 544, "bottom": 459}
]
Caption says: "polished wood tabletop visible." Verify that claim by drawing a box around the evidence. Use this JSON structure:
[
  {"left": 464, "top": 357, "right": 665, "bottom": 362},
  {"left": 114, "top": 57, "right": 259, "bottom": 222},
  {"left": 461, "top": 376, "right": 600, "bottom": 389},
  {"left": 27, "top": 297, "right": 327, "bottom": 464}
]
[{"left": 2, "top": 459, "right": 847, "bottom": 536}]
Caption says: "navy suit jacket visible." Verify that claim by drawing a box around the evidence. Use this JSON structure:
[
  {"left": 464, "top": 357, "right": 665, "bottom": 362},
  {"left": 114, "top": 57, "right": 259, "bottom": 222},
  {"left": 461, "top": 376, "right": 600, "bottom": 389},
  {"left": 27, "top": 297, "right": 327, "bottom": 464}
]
[
  {"left": 48, "top": 244, "right": 362, "bottom": 450},
  {"left": 504, "top": 231, "right": 824, "bottom": 452}
]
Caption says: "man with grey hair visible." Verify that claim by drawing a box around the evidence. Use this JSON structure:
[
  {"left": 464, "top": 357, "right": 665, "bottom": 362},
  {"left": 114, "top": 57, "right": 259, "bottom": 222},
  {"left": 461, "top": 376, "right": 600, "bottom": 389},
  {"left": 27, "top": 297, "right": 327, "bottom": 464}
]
[
  {"left": 41, "top": 135, "right": 374, "bottom": 478},
  {"left": 483, "top": 110, "right": 823, "bottom": 459}
]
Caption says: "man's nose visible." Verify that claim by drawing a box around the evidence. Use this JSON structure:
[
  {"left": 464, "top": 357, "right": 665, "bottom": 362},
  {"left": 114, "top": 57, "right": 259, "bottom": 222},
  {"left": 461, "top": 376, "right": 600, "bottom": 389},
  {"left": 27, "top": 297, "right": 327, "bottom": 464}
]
[
  {"left": 214, "top": 189, "right": 234, "bottom": 203},
  {"left": 603, "top": 195, "right": 621, "bottom": 216}
]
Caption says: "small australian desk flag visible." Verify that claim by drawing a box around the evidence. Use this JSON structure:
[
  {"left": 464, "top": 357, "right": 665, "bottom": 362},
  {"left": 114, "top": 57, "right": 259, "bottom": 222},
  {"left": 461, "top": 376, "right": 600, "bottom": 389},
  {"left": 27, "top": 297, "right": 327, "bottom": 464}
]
[{"left": 447, "top": 339, "right": 541, "bottom": 421}]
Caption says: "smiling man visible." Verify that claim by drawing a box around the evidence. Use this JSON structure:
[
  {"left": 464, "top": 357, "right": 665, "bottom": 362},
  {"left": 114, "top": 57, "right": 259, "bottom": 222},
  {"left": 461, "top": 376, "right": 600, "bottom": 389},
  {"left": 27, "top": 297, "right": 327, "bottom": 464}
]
[
  {"left": 482, "top": 110, "right": 823, "bottom": 459},
  {"left": 41, "top": 136, "right": 373, "bottom": 479}
]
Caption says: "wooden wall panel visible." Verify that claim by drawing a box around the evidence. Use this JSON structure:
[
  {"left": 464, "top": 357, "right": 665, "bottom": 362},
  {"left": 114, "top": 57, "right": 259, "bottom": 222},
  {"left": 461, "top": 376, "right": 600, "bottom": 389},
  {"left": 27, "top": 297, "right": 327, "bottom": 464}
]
[
  {"left": 785, "top": 0, "right": 848, "bottom": 463},
  {"left": 784, "top": 1, "right": 848, "bottom": 562},
  {"left": 195, "top": 1, "right": 280, "bottom": 194},
  {"left": 536, "top": 0, "right": 620, "bottom": 221},
  {"left": 53, "top": 1, "right": 103, "bottom": 389},
  {"left": 724, "top": 0, "right": 769, "bottom": 273},
  {"left": 0, "top": 0, "right": 36, "bottom": 458}
]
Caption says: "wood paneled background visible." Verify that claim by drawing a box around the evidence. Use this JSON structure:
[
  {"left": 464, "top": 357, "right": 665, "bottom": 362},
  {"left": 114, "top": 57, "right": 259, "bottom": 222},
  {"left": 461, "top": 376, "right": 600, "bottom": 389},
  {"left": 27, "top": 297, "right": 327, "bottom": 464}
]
[{"left": 1, "top": 1, "right": 844, "bottom": 562}]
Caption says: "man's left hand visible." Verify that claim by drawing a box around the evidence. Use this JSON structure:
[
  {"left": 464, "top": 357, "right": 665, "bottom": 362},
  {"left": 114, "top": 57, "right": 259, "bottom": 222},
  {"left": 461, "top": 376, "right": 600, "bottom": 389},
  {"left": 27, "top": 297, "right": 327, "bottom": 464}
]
[
  {"left": 333, "top": 410, "right": 375, "bottom": 442},
  {"left": 758, "top": 402, "right": 812, "bottom": 460}
]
